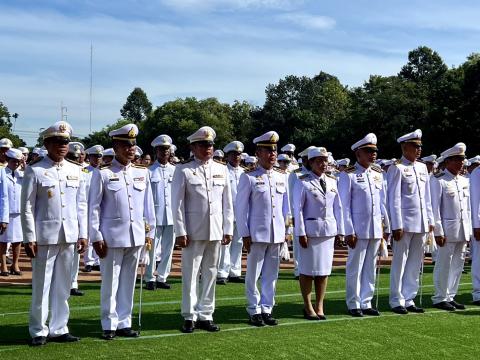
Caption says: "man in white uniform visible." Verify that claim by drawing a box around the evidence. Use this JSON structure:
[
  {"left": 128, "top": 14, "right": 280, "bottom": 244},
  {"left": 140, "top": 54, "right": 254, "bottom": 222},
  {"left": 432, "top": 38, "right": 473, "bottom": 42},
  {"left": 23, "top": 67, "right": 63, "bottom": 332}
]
[
  {"left": 217, "top": 141, "right": 246, "bottom": 285},
  {"left": 172, "top": 126, "right": 234, "bottom": 333},
  {"left": 387, "top": 129, "right": 434, "bottom": 314},
  {"left": 82, "top": 145, "right": 104, "bottom": 273},
  {"left": 470, "top": 155, "right": 480, "bottom": 305},
  {"left": 89, "top": 124, "right": 155, "bottom": 340},
  {"left": 146, "top": 134, "right": 176, "bottom": 290},
  {"left": 430, "top": 143, "right": 470, "bottom": 311},
  {"left": 21, "top": 121, "right": 88, "bottom": 346},
  {"left": 236, "top": 131, "right": 290, "bottom": 327},
  {"left": 339, "top": 133, "right": 390, "bottom": 317}
]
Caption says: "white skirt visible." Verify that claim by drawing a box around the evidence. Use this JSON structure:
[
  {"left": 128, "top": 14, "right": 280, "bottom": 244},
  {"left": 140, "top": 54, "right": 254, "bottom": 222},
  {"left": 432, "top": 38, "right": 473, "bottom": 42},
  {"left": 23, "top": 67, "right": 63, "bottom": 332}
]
[
  {"left": 298, "top": 236, "right": 335, "bottom": 276},
  {"left": 0, "top": 214, "right": 22, "bottom": 243}
]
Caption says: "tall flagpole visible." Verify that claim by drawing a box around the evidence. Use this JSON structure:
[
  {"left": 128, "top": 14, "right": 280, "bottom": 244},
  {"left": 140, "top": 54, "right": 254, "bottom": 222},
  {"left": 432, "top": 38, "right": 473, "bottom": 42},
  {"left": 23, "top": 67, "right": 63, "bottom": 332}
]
[{"left": 89, "top": 43, "right": 93, "bottom": 133}]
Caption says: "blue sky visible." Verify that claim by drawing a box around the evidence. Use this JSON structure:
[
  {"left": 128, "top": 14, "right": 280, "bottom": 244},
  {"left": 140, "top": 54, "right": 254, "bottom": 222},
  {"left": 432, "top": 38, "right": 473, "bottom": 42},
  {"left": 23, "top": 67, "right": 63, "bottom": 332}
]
[{"left": 0, "top": 0, "right": 478, "bottom": 145}]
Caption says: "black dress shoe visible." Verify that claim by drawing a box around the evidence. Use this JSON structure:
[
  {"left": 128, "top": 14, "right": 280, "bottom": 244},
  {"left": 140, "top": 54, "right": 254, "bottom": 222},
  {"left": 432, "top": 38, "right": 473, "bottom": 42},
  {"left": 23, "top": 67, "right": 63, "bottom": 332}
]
[
  {"left": 472, "top": 300, "right": 480, "bottom": 306},
  {"left": 249, "top": 314, "right": 265, "bottom": 327},
  {"left": 156, "top": 281, "right": 171, "bottom": 289},
  {"left": 433, "top": 301, "right": 456, "bottom": 311},
  {"left": 449, "top": 301, "right": 466, "bottom": 310},
  {"left": 303, "top": 309, "right": 320, "bottom": 320},
  {"left": 145, "top": 281, "right": 156, "bottom": 290},
  {"left": 261, "top": 313, "right": 278, "bottom": 326},
  {"left": 318, "top": 315, "right": 327, "bottom": 320},
  {"left": 362, "top": 308, "right": 380, "bottom": 316},
  {"left": 48, "top": 333, "right": 80, "bottom": 342},
  {"left": 216, "top": 278, "right": 228, "bottom": 285},
  {"left": 391, "top": 306, "right": 408, "bottom": 314},
  {"left": 116, "top": 328, "right": 139, "bottom": 337},
  {"left": 70, "top": 288, "right": 84, "bottom": 296},
  {"left": 83, "top": 265, "right": 92, "bottom": 273},
  {"left": 406, "top": 305, "right": 424, "bottom": 313},
  {"left": 0, "top": 271, "right": 9, "bottom": 277},
  {"left": 348, "top": 309, "right": 363, "bottom": 317},
  {"left": 181, "top": 320, "right": 195, "bottom": 333},
  {"left": 31, "top": 336, "right": 47, "bottom": 346},
  {"left": 9, "top": 267, "right": 22, "bottom": 275},
  {"left": 196, "top": 320, "right": 220, "bottom": 332},
  {"left": 228, "top": 276, "right": 244, "bottom": 283},
  {"left": 102, "top": 330, "right": 116, "bottom": 340},
  {"left": 92, "top": 265, "right": 101, "bottom": 271}
]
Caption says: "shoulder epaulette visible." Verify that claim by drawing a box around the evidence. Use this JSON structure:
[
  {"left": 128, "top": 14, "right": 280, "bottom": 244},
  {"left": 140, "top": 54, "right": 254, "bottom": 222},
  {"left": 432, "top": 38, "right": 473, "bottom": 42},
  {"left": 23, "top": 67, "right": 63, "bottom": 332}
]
[
  {"left": 29, "top": 156, "right": 44, "bottom": 166},
  {"left": 345, "top": 165, "right": 356, "bottom": 173},
  {"left": 66, "top": 158, "right": 82, "bottom": 166},
  {"left": 240, "top": 165, "right": 249, "bottom": 170},
  {"left": 99, "top": 164, "right": 112, "bottom": 170},
  {"left": 299, "top": 174, "right": 310, "bottom": 180},
  {"left": 394, "top": 159, "right": 401, "bottom": 165},
  {"left": 214, "top": 159, "right": 226, "bottom": 166},
  {"left": 326, "top": 173, "right": 337, "bottom": 179},
  {"left": 434, "top": 172, "right": 445, "bottom": 178},
  {"left": 274, "top": 167, "right": 286, "bottom": 174},
  {"left": 371, "top": 164, "right": 382, "bottom": 173},
  {"left": 82, "top": 168, "right": 90, "bottom": 173},
  {"left": 294, "top": 168, "right": 303, "bottom": 173},
  {"left": 132, "top": 163, "right": 146, "bottom": 169},
  {"left": 181, "top": 159, "right": 194, "bottom": 164},
  {"left": 244, "top": 168, "right": 255, "bottom": 174}
]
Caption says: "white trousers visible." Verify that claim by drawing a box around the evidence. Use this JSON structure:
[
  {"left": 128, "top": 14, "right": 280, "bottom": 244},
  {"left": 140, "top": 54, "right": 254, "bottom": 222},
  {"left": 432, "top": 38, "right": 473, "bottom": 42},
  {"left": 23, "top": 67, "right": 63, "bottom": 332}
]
[
  {"left": 471, "top": 238, "right": 480, "bottom": 301},
  {"left": 245, "top": 242, "right": 281, "bottom": 316},
  {"left": 100, "top": 246, "right": 141, "bottom": 331},
  {"left": 84, "top": 242, "right": 99, "bottom": 266},
  {"left": 218, "top": 224, "right": 243, "bottom": 278},
  {"left": 389, "top": 232, "right": 426, "bottom": 308},
  {"left": 181, "top": 240, "right": 221, "bottom": 321},
  {"left": 70, "top": 249, "right": 80, "bottom": 289},
  {"left": 29, "top": 243, "right": 74, "bottom": 338},
  {"left": 432, "top": 241, "right": 466, "bottom": 304},
  {"left": 293, "top": 236, "right": 299, "bottom": 276},
  {"left": 345, "top": 238, "right": 381, "bottom": 310},
  {"left": 146, "top": 225, "right": 175, "bottom": 283}
]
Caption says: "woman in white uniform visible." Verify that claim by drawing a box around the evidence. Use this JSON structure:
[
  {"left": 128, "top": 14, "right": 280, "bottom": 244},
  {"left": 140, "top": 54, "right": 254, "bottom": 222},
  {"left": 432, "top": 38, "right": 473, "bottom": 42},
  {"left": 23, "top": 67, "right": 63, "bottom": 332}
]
[
  {"left": 293, "top": 147, "right": 344, "bottom": 320},
  {"left": 0, "top": 148, "right": 24, "bottom": 275}
]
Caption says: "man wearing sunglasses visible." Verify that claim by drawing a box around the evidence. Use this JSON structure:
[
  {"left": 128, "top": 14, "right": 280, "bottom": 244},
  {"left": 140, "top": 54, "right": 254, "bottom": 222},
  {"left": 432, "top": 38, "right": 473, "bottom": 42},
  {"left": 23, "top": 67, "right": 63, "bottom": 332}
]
[
  {"left": 21, "top": 121, "right": 88, "bottom": 346},
  {"left": 387, "top": 129, "right": 434, "bottom": 314},
  {"left": 339, "top": 133, "right": 390, "bottom": 317}
]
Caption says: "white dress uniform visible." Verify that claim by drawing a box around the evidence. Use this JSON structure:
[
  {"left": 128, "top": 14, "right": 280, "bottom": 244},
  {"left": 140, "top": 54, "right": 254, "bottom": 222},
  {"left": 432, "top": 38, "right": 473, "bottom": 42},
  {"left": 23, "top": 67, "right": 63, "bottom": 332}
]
[
  {"left": 470, "top": 165, "right": 480, "bottom": 302},
  {"left": 21, "top": 121, "right": 88, "bottom": 339},
  {"left": 89, "top": 124, "right": 155, "bottom": 332},
  {"left": 236, "top": 131, "right": 290, "bottom": 317},
  {"left": 172, "top": 127, "right": 234, "bottom": 322},
  {"left": 387, "top": 129, "right": 434, "bottom": 309},
  {"left": 0, "top": 166, "right": 23, "bottom": 243},
  {"left": 338, "top": 134, "right": 391, "bottom": 311},
  {"left": 218, "top": 141, "right": 246, "bottom": 280},
  {"left": 293, "top": 149, "right": 344, "bottom": 276},
  {"left": 0, "top": 167, "right": 8, "bottom": 226},
  {"left": 83, "top": 145, "right": 104, "bottom": 269},
  {"left": 430, "top": 145, "right": 471, "bottom": 305},
  {"left": 147, "top": 157, "right": 175, "bottom": 284}
]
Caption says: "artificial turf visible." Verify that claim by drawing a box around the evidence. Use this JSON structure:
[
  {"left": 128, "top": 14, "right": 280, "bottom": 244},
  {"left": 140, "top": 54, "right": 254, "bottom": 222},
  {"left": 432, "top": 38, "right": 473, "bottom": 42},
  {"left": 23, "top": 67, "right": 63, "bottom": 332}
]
[{"left": 0, "top": 266, "right": 478, "bottom": 359}]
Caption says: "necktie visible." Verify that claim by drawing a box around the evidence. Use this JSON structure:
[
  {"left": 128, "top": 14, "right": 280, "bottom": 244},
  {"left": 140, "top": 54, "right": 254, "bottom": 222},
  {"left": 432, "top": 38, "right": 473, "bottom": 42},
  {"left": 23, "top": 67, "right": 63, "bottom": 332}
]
[{"left": 320, "top": 178, "right": 326, "bottom": 193}]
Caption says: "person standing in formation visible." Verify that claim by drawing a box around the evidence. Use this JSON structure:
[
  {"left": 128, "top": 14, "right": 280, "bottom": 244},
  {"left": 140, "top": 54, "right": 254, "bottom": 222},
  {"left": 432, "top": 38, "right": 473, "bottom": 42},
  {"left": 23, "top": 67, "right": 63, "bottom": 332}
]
[
  {"left": 172, "top": 126, "right": 234, "bottom": 334},
  {"left": 339, "top": 133, "right": 390, "bottom": 317},
  {"left": 430, "top": 143, "right": 471, "bottom": 311},
  {"left": 146, "top": 134, "right": 176, "bottom": 290},
  {"left": 236, "top": 131, "right": 290, "bottom": 327},
  {"left": 22, "top": 121, "right": 88, "bottom": 346},
  {"left": 89, "top": 124, "right": 155, "bottom": 340},
  {"left": 388, "top": 129, "right": 434, "bottom": 314}
]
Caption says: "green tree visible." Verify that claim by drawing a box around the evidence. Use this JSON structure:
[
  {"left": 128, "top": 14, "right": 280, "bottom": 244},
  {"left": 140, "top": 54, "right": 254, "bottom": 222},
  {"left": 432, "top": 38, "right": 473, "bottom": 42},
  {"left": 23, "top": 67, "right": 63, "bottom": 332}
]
[
  {"left": 0, "top": 102, "right": 12, "bottom": 128},
  {"left": 120, "top": 87, "right": 152, "bottom": 124},
  {"left": 399, "top": 46, "right": 448, "bottom": 85}
]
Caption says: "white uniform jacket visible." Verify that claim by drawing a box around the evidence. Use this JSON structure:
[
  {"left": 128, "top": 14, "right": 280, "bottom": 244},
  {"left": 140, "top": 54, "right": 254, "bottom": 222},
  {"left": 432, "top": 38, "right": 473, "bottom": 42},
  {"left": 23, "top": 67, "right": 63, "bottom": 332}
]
[
  {"left": 470, "top": 166, "right": 480, "bottom": 229},
  {"left": 172, "top": 158, "right": 234, "bottom": 240},
  {"left": 149, "top": 161, "right": 175, "bottom": 226},
  {"left": 88, "top": 159, "right": 155, "bottom": 247},
  {"left": 430, "top": 170, "right": 471, "bottom": 242},
  {"left": 387, "top": 157, "right": 434, "bottom": 233},
  {"left": 236, "top": 166, "right": 289, "bottom": 244},
  {"left": 338, "top": 163, "right": 390, "bottom": 238},
  {"left": 293, "top": 171, "right": 344, "bottom": 237},
  {"left": 0, "top": 168, "right": 8, "bottom": 223},
  {"left": 21, "top": 156, "right": 88, "bottom": 244}
]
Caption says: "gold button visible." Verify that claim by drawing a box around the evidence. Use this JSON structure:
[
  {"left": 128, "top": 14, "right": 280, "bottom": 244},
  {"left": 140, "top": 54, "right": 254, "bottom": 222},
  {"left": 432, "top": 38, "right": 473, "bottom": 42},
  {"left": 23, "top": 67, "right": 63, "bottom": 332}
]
[{"left": 61, "top": 192, "right": 64, "bottom": 195}]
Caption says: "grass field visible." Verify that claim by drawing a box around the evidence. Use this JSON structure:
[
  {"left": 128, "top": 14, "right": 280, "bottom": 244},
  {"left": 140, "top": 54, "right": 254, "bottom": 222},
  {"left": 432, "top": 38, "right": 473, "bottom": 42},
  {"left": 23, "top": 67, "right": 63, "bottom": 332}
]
[{"left": 0, "top": 265, "right": 479, "bottom": 359}]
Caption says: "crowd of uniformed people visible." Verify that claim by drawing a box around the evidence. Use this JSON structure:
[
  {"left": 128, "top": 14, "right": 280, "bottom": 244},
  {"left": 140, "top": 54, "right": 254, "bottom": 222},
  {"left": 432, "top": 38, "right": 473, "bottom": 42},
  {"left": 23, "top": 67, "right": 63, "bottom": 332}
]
[{"left": 1, "top": 120, "right": 480, "bottom": 346}]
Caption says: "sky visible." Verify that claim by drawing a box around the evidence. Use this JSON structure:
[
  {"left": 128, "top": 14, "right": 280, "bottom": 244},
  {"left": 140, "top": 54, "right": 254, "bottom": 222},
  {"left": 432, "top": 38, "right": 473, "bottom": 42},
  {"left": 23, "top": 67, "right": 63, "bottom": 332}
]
[{"left": 0, "top": 0, "right": 478, "bottom": 145}]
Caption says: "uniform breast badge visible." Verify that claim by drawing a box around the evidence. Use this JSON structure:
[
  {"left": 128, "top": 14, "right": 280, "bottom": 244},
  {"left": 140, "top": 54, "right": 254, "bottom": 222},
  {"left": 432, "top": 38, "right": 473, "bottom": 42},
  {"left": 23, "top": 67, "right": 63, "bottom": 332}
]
[{"left": 47, "top": 189, "right": 54, "bottom": 199}]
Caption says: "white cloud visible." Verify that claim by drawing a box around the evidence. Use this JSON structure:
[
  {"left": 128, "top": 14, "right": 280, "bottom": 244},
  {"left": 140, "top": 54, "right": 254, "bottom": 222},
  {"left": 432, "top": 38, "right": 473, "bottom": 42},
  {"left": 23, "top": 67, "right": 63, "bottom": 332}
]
[
  {"left": 277, "top": 12, "right": 335, "bottom": 30},
  {"left": 160, "top": 0, "right": 302, "bottom": 12}
]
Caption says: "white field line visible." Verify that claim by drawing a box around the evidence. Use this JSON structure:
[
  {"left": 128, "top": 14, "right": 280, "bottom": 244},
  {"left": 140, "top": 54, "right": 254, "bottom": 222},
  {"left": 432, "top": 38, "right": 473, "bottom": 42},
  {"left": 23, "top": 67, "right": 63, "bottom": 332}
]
[{"left": 0, "top": 283, "right": 472, "bottom": 318}]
